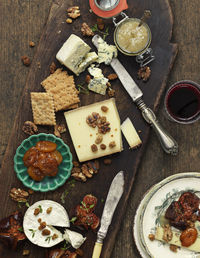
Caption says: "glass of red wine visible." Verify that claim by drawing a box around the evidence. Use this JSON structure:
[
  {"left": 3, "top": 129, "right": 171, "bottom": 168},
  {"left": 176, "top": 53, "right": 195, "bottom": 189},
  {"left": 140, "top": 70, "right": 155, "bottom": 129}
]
[{"left": 164, "top": 80, "right": 200, "bottom": 124}]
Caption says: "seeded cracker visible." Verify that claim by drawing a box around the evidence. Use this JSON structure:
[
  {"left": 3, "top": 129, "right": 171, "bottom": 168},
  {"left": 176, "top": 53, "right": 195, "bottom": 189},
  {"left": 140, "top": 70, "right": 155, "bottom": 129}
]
[
  {"left": 31, "top": 93, "right": 56, "bottom": 125},
  {"left": 41, "top": 69, "right": 80, "bottom": 111}
]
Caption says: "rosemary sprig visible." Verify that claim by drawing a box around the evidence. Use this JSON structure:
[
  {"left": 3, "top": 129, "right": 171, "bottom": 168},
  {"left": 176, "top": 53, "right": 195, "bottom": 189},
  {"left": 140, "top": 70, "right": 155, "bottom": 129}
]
[
  {"left": 61, "top": 241, "right": 71, "bottom": 250},
  {"left": 77, "top": 83, "right": 89, "bottom": 94},
  {"left": 45, "top": 236, "right": 52, "bottom": 243},
  {"left": 18, "top": 227, "right": 24, "bottom": 232},
  {"left": 29, "top": 229, "right": 36, "bottom": 238},
  {"left": 91, "top": 24, "right": 109, "bottom": 40},
  {"left": 70, "top": 217, "right": 77, "bottom": 224},
  {"left": 61, "top": 179, "right": 76, "bottom": 204}
]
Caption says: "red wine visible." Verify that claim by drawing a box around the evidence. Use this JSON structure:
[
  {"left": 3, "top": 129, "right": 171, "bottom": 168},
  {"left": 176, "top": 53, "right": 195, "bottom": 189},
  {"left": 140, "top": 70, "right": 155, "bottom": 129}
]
[{"left": 165, "top": 82, "right": 200, "bottom": 122}]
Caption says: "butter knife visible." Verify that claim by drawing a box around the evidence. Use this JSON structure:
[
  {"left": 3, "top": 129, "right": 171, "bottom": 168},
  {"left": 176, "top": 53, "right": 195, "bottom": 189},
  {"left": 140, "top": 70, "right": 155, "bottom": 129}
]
[
  {"left": 92, "top": 171, "right": 124, "bottom": 258},
  {"left": 92, "top": 35, "right": 178, "bottom": 155}
]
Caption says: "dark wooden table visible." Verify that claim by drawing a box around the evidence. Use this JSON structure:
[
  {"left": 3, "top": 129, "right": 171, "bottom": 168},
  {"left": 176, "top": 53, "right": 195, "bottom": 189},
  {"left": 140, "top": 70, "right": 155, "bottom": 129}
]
[{"left": 1, "top": 0, "right": 200, "bottom": 257}]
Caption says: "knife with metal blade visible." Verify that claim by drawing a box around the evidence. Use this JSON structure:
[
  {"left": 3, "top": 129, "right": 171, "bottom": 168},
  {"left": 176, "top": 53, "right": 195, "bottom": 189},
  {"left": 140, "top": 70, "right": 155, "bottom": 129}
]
[
  {"left": 92, "top": 171, "right": 124, "bottom": 258},
  {"left": 92, "top": 35, "right": 178, "bottom": 155}
]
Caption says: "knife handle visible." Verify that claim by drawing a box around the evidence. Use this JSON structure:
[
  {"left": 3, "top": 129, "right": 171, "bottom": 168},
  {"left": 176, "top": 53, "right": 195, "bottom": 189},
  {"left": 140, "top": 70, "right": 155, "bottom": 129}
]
[
  {"left": 136, "top": 99, "right": 178, "bottom": 155},
  {"left": 92, "top": 242, "right": 103, "bottom": 258}
]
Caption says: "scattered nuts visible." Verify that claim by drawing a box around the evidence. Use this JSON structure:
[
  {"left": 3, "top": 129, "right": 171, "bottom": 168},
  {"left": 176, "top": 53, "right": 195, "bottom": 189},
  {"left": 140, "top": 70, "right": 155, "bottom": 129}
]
[
  {"left": 21, "top": 56, "right": 31, "bottom": 66},
  {"left": 28, "top": 189, "right": 34, "bottom": 194},
  {"left": 10, "top": 188, "right": 29, "bottom": 202},
  {"left": 73, "top": 161, "right": 80, "bottom": 167},
  {"left": 22, "top": 121, "right": 38, "bottom": 136},
  {"left": 163, "top": 224, "right": 173, "bottom": 242},
  {"left": 170, "top": 244, "right": 178, "bottom": 252},
  {"left": 67, "top": 6, "right": 80, "bottom": 19},
  {"left": 46, "top": 207, "right": 52, "bottom": 214},
  {"left": 66, "top": 18, "right": 73, "bottom": 24},
  {"left": 54, "top": 124, "right": 66, "bottom": 137},
  {"left": 38, "top": 218, "right": 42, "bottom": 223},
  {"left": 106, "top": 82, "right": 111, "bottom": 87},
  {"left": 100, "top": 116, "right": 107, "bottom": 123},
  {"left": 29, "top": 41, "right": 35, "bottom": 47},
  {"left": 108, "top": 88, "right": 115, "bottom": 97},
  {"left": 87, "top": 160, "right": 99, "bottom": 173},
  {"left": 148, "top": 234, "right": 155, "bottom": 241},
  {"left": 101, "top": 106, "right": 108, "bottom": 112},
  {"left": 100, "top": 144, "right": 106, "bottom": 150},
  {"left": 103, "top": 158, "right": 112, "bottom": 165},
  {"left": 81, "top": 23, "right": 94, "bottom": 37},
  {"left": 97, "top": 18, "right": 104, "bottom": 30},
  {"left": 34, "top": 208, "right": 40, "bottom": 216},
  {"left": 109, "top": 141, "right": 116, "bottom": 148},
  {"left": 23, "top": 249, "right": 30, "bottom": 256},
  {"left": 81, "top": 164, "right": 93, "bottom": 178},
  {"left": 52, "top": 233, "right": 58, "bottom": 240},
  {"left": 72, "top": 171, "right": 87, "bottom": 182},
  {"left": 107, "top": 73, "right": 118, "bottom": 80},
  {"left": 50, "top": 62, "right": 56, "bottom": 74},
  {"left": 54, "top": 125, "right": 61, "bottom": 138},
  {"left": 137, "top": 66, "right": 151, "bottom": 82},
  {"left": 57, "top": 124, "right": 66, "bottom": 134},
  {"left": 42, "top": 229, "right": 51, "bottom": 236},
  {"left": 85, "top": 74, "right": 91, "bottom": 84},
  {"left": 38, "top": 221, "right": 46, "bottom": 230},
  {"left": 91, "top": 144, "right": 98, "bottom": 152},
  {"left": 95, "top": 134, "right": 103, "bottom": 144}
]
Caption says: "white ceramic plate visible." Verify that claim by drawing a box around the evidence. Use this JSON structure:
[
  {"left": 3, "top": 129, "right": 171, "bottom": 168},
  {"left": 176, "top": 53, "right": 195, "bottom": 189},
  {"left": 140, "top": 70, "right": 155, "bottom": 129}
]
[{"left": 133, "top": 172, "right": 200, "bottom": 258}]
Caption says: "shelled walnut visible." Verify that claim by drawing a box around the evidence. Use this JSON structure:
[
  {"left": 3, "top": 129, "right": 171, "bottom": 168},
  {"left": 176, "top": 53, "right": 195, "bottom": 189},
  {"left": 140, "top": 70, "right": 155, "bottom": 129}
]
[
  {"left": 22, "top": 121, "right": 38, "bottom": 135},
  {"left": 67, "top": 6, "right": 80, "bottom": 19},
  {"left": 137, "top": 66, "right": 151, "bottom": 82},
  {"left": 81, "top": 23, "right": 94, "bottom": 37},
  {"left": 71, "top": 160, "right": 100, "bottom": 182},
  {"left": 10, "top": 188, "right": 29, "bottom": 202}
]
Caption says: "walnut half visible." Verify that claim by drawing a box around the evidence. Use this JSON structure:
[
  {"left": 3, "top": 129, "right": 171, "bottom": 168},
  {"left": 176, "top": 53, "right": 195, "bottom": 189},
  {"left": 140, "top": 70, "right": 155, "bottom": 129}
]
[
  {"left": 81, "top": 23, "right": 94, "bottom": 37},
  {"left": 22, "top": 121, "right": 38, "bottom": 135},
  {"left": 67, "top": 6, "right": 80, "bottom": 19},
  {"left": 10, "top": 188, "right": 29, "bottom": 202}
]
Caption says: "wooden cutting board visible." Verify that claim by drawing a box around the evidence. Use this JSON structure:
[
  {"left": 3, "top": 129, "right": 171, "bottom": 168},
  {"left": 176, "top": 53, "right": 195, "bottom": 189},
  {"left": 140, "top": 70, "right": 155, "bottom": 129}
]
[{"left": 0, "top": 0, "right": 177, "bottom": 257}]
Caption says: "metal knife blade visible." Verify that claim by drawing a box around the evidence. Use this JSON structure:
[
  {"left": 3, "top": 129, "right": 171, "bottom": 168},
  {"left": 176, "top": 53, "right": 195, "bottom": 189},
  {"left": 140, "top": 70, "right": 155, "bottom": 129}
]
[
  {"left": 92, "top": 34, "right": 143, "bottom": 102},
  {"left": 92, "top": 35, "right": 178, "bottom": 155},
  {"left": 97, "top": 171, "right": 124, "bottom": 242}
]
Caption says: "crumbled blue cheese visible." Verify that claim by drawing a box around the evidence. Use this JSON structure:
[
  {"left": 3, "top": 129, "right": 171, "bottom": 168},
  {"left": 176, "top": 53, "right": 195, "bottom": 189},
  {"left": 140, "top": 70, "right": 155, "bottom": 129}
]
[
  {"left": 78, "top": 52, "right": 98, "bottom": 74},
  {"left": 56, "top": 34, "right": 91, "bottom": 75},
  {"left": 88, "top": 65, "right": 108, "bottom": 95},
  {"left": 97, "top": 38, "right": 118, "bottom": 65}
]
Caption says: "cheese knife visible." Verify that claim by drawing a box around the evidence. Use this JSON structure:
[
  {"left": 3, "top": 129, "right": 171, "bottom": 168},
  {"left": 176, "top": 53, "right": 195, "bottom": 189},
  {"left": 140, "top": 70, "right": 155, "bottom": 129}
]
[
  {"left": 92, "top": 171, "right": 124, "bottom": 258},
  {"left": 92, "top": 35, "right": 178, "bottom": 155}
]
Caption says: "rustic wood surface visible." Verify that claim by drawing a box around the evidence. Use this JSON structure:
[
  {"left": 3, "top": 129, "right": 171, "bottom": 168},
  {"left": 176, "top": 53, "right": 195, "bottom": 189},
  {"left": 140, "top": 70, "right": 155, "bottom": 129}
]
[{"left": 0, "top": 0, "right": 199, "bottom": 258}]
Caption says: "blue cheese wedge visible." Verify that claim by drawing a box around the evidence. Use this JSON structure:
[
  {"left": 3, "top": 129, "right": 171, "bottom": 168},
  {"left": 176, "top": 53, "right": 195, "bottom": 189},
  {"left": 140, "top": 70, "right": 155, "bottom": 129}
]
[
  {"left": 78, "top": 52, "right": 98, "bottom": 74},
  {"left": 88, "top": 65, "right": 108, "bottom": 95},
  {"left": 56, "top": 34, "right": 91, "bottom": 75},
  {"left": 64, "top": 229, "right": 86, "bottom": 249},
  {"left": 64, "top": 98, "right": 123, "bottom": 162},
  {"left": 97, "top": 37, "right": 118, "bottom": 65},
  {"left": 23, "top": 200, "right": 70, "bottom": 247},
  {"left": 121, "top": 117, "right": 142, "bottom": 148}
]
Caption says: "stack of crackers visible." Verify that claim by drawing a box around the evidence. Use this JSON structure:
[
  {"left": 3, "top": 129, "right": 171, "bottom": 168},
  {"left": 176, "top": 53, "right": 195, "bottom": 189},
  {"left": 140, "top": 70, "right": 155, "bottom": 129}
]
[{"left": 31, "top": 69, "right": 80, "bottom": 125}]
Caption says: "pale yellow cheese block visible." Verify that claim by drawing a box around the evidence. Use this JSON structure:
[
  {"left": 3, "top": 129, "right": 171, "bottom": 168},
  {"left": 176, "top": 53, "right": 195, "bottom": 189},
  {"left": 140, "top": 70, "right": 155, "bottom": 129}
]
[
  {"left": 155, "top": 226, "right": 200, "bottom": 252},
  {"left": 64, "top": 98, "right": 123, "bottom": 162},
  {"left": 121, "top": 117, "right": 142, "bottom": 149}
]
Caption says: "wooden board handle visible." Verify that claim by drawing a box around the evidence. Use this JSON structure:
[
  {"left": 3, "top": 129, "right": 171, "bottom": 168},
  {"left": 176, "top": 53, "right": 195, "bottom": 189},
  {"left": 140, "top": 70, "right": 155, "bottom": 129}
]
[{"left": 92, "top": 242, "right": 103, "bottom": 258}]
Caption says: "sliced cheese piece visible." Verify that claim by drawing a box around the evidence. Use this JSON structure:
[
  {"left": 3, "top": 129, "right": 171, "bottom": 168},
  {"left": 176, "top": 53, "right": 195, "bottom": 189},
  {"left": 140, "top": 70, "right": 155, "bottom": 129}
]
[
  {"left": 97, "top": 37, "right": 118, "bottom": 65},
  {"left": 155, "top": 226, "right": 200, "bottom": 252},
  {"left": 78, "top": 52, "right": 98, "bottom": 74},
  {"left": 88, "top": 65, "right": 108, "bottom": 95},
  {"left": 56, "top": 34, "right": 91, "bottom": 75},
  {"left": 64, "top": 98, "right": 123, "bottom": 162},
  {"left": 121, "top": 117, "right": 142, "bottom": 149},
  {"left": 63, "top": 229, "right": 86, "bottom": 249},
  {"left": 88, "top": 77, "right": 108, "bottom": 95}
]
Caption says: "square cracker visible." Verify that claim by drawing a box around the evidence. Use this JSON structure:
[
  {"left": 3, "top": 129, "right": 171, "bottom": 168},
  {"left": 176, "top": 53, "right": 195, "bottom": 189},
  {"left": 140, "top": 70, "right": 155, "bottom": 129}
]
[
  {"left": 31, "top": 92, "right": 56, "bottom": 125},
  {"left": 41, "top": 69, "right": 80, "bottom": 111}
]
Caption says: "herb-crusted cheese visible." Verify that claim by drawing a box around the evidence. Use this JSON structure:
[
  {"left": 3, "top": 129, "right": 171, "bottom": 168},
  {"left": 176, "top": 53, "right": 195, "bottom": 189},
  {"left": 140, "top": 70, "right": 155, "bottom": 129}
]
[
  {"left": 56, "top": 34, "right": 91, "bottom": 75},
  {"left": 64, "top": 98, "right": 123, "bottom": 162},
  {"left": 121, "top": 117, "right": 142, "bottom": 149},
  {"left": 97, "top": 37, "right": 118, "bottom": 65}
]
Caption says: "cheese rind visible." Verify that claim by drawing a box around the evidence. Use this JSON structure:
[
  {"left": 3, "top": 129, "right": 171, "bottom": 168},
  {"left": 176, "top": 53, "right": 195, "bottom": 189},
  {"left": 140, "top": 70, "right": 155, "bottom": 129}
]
[
  {"left": 121, "top": 118, "right": 142, "bottom": 148},
  {"left": 155, "top": 226, "right": 200, "bottom": 252},
  {"left": 56, "top": 34, "right": 91, "bottom": 75},
  {"left": 64, "top": 98, "right": 123, "bottom": 162}
]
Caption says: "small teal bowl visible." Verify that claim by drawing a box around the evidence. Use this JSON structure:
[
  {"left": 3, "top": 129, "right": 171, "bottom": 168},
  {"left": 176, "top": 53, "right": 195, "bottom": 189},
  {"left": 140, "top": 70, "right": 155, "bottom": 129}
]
[{"left": 14, "top": 133, "right": 73, "bottom": 192}]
